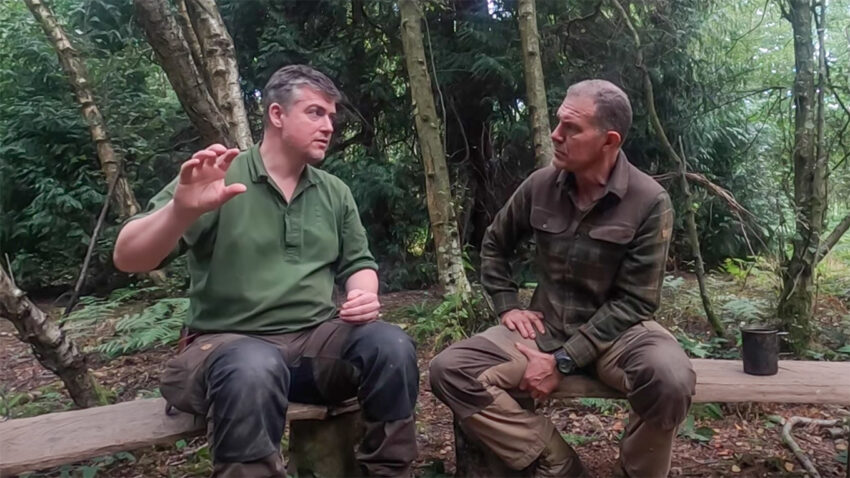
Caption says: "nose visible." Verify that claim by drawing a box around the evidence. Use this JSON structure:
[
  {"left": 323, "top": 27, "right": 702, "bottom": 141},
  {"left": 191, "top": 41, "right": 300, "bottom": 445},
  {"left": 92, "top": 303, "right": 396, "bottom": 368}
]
[
  {"left": 551, "top": 124, "right": 564, "bottom": 144},
  {"left": 319, "top": 115, "right": 333, "bottom": 134}
]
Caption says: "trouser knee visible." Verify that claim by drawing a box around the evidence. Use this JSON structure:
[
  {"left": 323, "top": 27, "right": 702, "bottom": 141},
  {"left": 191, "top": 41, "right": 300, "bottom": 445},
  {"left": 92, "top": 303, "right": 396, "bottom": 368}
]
[
  {"left": 345, "top": 321, "right": 419, "bottom": 422},
  {"left": 622, "top": 333, "right": 696, "bottom": 430},
  {"left": 206, "top": 338, "right": 289, "bottom": 462}
]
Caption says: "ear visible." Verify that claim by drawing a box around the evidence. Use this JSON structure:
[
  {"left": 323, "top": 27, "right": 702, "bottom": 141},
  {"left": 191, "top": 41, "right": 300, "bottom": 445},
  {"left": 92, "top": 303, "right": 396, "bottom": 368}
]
[
  {"left": 603, "top": 130, "right": 622, "bottom": 151},
  {"left": 267, "top": 103, "right": 285, "bottom": 129}
]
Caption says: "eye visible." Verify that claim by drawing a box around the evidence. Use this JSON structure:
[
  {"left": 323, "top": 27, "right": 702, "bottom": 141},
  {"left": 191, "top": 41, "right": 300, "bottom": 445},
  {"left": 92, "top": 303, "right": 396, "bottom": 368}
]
[{"left": 307, "top": 107, "right": 324, "bottom": 119}]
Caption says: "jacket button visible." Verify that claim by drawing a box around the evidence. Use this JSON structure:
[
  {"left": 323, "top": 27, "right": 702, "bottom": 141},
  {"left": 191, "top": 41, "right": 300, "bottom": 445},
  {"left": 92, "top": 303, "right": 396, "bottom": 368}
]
[{"left": 542, "top": 224, "right": 548, "bottom": 229}]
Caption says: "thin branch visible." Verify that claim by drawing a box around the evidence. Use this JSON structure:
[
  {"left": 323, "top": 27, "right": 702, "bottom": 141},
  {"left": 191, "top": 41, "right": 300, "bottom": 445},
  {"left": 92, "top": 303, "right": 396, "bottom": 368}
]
[
  {"left": 4, "top": 254, "right": 14, "bottom": 289},
  {"left": 653, "top": 172, "right": 755, "bottom": 221},
  {"left": 725, "top": 0, "right": 771, "bottom": 55},
  {"left": 781, "top": 416, "right": 844, "bottom": 478},
  {"left": 677, "top": 137, "right": 723, "bottom": 338},
  {"left": 64, "top": 173, "right": 119, "bottom": 317},
  {"left": 816, "top": 213, "right": 850, "bottom": 264}
]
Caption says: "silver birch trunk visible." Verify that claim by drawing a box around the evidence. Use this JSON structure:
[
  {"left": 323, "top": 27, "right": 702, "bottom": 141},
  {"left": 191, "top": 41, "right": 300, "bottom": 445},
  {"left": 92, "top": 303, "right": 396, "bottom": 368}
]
[
  {"left": 24, "top": 0, "right": 140, "bottom": 219},
  {"left": 185, "top": 0, "right": 253, "bottom": 149},
  {"left": 517, "top": 0, "right": 553, "bottom": 168},
  {"left": 399, "top": 0, "right": 472, "bottom": 299}
]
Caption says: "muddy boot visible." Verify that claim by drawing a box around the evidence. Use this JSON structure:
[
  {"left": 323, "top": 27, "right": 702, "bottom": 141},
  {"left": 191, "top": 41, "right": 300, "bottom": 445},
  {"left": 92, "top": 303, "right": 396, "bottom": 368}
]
[{"left": 533, "top": 428, "right": 588, "bottom": 478}]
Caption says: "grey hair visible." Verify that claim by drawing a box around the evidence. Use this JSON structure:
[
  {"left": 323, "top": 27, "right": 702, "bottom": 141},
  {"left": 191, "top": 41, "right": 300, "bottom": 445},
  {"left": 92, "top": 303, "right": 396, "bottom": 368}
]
[
  {"left": 566, "top": 79, "right": 632, "bottom": 144},
  {"left": 262, "top": 65, "right": 341, "bottom": 125}
]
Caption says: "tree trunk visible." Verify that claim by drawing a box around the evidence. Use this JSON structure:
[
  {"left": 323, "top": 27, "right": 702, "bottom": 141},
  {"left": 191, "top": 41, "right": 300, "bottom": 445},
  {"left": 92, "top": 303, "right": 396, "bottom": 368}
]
[
  {"left": 777, "top": 0, "right": 824, "bottom": 352},
  {"left": 24, "top": 0, "right": 140, "bottom": 219},
  {"left": 133, "top": 0, "right": 234, "bottom": 148},
  {"left": 175, "top": 0, "right": 206, "bottom": 79},
  {"left": 185, "top": 0, "right": 253, "bottom": 149},
  {"left": 399, "top": 0, "right": 472, "bottom": 299},
  {"left": 517, "top": 0, "right": 553, "bottom": 169},
  {"left": 0, "top": 265, "right": 103, "bottom": 409}
]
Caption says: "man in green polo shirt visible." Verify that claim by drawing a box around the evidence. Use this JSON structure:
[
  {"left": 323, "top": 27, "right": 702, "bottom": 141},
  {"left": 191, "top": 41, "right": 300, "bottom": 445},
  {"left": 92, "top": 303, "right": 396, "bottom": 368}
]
[{"left": 113, "top": 65, "right": 418, "bottom": 477}]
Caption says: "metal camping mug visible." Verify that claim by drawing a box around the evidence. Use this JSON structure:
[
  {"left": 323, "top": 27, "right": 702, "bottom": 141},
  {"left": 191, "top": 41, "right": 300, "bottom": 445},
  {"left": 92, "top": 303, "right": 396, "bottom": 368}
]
[{"left": 741, "top": 326, "right": 779, "bottom": 376}]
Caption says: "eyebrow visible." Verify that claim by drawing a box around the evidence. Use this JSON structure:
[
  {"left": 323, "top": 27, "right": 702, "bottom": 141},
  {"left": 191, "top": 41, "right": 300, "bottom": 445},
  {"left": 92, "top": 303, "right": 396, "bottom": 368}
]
[{"left": 306, "top": 103, "right": 336, "bottom": 113}]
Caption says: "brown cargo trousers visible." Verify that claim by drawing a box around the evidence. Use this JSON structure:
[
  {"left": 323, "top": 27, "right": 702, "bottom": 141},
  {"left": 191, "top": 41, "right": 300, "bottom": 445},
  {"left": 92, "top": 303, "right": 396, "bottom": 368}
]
[
  {"left": 160, "top": 319, "right": 419, "bottom": 478},
  {"left": 429, "top": 321, "right": 696, "bottom": 477}
]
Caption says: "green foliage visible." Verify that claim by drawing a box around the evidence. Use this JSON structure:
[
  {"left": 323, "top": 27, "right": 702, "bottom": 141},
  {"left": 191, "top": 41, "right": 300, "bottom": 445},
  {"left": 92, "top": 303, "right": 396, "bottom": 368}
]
[
  {"left": 576, "top": 398, "right": 628, "bottom": 415},
  {"left": 0, "top": 0, "right": 188, "bottom": 290},
  {"left": 19, "top": 452, "right": 136, "bottom": 478},
  {"left": 719, "top": 296, "right": 770, "bottom": 323},
  {"left": 61, "top": 286, "right": 161, "bottom": 338},
  {"left": 62, "top": 288, "right": 187, "bottom": 358},
  {"left": 0, "top": 385, "right": 71, "bottom": 419},
  {"left": 409, "top": 292, "right": 493, "bottom": 350},
  {"left": 560, "top": 432, "right": 599, "bottom": 447},
  {"left": 675, "top": 330, "right": 733, "bottom": 359},
  {"left": 95, "top": 298, "right": 188, "bottom": 358},
  {"left": 677, "top": 414, "right": 716, "bottom": 443},
  {"left": 690, "top": 402, "right": 724, "bottom": 421}
]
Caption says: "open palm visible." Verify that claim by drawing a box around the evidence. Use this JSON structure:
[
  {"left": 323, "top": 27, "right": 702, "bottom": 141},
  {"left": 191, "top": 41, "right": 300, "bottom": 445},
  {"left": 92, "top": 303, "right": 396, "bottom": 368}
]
[{"left": 173, "top": 144, "right": 246, "bottom": 218}]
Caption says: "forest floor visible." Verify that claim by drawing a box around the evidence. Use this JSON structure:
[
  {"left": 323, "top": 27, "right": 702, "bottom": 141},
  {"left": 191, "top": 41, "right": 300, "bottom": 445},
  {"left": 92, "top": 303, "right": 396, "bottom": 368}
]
[{"left": 2, "top": 272, "right": 849, "bottom": 477}]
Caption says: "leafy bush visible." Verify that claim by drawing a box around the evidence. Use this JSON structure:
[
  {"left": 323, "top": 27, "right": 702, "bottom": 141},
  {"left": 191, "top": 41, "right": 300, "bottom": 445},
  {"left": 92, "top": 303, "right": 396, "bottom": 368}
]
[{"left": 409, "top": 291, "right": 493, "bottom": 350}]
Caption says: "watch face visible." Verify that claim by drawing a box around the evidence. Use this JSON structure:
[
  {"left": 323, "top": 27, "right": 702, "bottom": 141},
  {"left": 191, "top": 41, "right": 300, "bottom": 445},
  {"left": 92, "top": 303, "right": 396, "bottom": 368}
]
[{"left": 557, "top": 359, "right": 573, "bottom": 374}]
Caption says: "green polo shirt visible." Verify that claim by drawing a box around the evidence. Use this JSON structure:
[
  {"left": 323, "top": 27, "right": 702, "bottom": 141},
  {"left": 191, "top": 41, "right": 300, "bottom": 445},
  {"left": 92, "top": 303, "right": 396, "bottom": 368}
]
[{"left": 127, "top": 145, "right": 378, "bottom": 333}]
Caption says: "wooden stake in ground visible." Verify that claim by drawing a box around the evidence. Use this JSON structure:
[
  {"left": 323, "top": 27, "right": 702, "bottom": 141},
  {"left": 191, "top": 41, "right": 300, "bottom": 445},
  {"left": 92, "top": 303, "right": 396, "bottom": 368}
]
[{"left": 0, "top": 265, "right": 103, "bottom": 409}]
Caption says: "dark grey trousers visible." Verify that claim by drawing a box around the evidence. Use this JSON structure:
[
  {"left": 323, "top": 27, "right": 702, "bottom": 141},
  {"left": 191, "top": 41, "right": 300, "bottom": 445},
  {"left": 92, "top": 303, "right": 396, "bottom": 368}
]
[{"left": 161, "top": 319, "right": 419, "bottom": 477}]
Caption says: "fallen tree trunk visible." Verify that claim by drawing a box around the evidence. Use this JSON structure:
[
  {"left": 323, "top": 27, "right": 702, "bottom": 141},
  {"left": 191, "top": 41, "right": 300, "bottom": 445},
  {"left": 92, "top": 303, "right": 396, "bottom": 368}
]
[{"left": 0, "top": 265, "right": 103, "bottom": 408}]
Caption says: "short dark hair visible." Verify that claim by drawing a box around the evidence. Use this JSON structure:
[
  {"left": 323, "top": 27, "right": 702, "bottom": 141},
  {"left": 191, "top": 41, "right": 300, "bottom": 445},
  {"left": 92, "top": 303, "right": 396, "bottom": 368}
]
[
  {"left": 566, "top": 79, "right": 632, "bottom": 144},
  {"left": 262, "top": 65, "right": 341, "bottom": 125}
]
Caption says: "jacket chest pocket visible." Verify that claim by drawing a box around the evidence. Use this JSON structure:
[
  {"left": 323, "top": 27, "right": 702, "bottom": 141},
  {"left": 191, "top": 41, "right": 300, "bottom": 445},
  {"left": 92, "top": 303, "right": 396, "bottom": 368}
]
[
  {"left": 530, "top": 207, "right": 570, "bottom": 280},
  {"left": 569, "top": 224, "right": 635, "bottom": 283}
]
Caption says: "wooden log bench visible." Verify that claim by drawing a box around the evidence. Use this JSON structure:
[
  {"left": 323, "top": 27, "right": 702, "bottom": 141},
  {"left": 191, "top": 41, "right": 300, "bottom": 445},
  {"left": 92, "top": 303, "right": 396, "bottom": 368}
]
[
  {"left": 0, "top": 398, "right": 363, "bottom": 477},
  {"left": 456, "top": 359, "right": 850, "bottom": 477},
  {"left": 1, "top": 359, "right": 848, "bottom": 477}
]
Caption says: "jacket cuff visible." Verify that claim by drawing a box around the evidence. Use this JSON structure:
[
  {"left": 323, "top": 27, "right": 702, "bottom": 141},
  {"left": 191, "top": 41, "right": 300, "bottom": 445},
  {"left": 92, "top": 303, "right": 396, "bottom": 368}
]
[
  {"left": 563, "top": 334, "right": 598, "bottom": 368},
  {"left": 490, "top": 291, "right": 521, "bottom": 316}
]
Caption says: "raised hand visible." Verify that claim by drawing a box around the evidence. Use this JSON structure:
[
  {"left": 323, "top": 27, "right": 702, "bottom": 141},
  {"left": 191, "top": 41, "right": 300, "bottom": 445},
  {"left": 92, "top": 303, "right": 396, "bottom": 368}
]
[{"left": 173, "top": 144, "right": 246, "bottom": 219}]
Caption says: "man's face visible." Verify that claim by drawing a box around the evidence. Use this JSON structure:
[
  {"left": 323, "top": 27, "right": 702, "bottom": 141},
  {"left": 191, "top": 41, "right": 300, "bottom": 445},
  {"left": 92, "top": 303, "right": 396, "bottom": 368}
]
[
  {"left": 550, "top": 95, "right": 609, "bottom": 173},
  {"left": 273, "top": 86, "right": 337, "bottom": 164}
]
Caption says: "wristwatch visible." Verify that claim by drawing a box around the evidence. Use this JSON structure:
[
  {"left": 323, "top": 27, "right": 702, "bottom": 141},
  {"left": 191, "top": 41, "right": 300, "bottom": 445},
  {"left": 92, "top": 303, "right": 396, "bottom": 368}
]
[{"left": 553, "top": 349, "right": 577, "bottom": 375}]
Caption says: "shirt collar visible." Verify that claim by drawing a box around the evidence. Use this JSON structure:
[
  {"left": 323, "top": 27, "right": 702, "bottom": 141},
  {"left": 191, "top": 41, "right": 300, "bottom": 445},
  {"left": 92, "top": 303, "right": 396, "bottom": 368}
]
[
  {"left": 248, "top": 142, "right": 323, "bottom": 186},
  {"left": 555, "top": 150, "right": 630, "bottom": 200}
]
